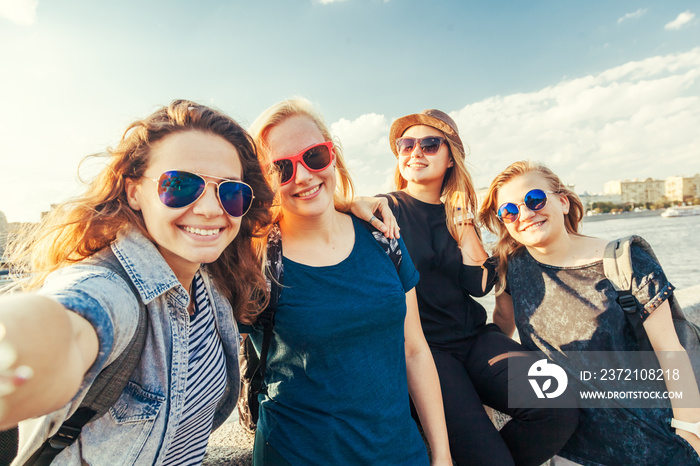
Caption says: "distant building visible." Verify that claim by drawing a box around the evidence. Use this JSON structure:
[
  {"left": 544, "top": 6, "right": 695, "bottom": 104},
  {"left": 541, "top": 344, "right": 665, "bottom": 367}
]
[
  {"left": 604, "top": 178, "right": 666, "bottom": 205},
  {"left": 578, "top": 193, "right": 622, "bottom": 210},
  {"left": 665, "top": 175, "right": 700, "bottom": 203}
]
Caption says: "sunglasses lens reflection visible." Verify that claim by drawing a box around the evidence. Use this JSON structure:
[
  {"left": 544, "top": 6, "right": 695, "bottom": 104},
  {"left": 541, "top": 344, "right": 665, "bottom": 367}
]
[
  {"left": 397, "top": 139, "right": 416, "bottom": 155},
  {"left": 498, "top": 203, "right": 520, "bottom": 223},
  {"left": 274, "top": 159, "right": 295, "bottom": 184},
  {"left": 420, "top": 137, "right": 443, "bottom": 155},
  {"left": 303, "top": 144, "right": 332, "bottom": 170},
  {"left": 219, "top": 181, "right": 254, "bottom": 218},
  {"left": 524, "top": 189, "right": 548, "bottom": 211},
  {"left": 158, "top": 171, "right": 205, "bottom": 208}
]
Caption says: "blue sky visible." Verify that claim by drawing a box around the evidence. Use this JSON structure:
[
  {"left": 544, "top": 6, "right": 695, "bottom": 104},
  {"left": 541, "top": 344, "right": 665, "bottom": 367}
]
[{"left": 1, "top": 0, "right": 699, "bottom": 222}]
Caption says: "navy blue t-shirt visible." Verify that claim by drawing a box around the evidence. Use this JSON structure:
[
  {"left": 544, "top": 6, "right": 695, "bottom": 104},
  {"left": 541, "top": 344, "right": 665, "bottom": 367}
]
[{"left": 247, "top": 215, "right": 427, "bottom": 465}]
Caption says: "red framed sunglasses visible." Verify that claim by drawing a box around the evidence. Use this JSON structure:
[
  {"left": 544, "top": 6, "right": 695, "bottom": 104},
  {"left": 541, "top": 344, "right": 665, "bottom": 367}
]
[{"left": 273, "top": 141, "right": 335, "bottom": 186}]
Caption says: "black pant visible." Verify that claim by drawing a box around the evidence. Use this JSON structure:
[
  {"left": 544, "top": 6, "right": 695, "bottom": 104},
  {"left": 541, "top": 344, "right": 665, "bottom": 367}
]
[{"left": 422, "top": 325, "right": 578, "bottom": 466}]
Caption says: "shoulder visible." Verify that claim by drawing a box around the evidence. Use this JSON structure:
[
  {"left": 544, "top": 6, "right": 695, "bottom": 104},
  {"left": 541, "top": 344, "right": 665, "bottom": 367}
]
[
  {"left": 627, "top": 239, "right": 669, "bottom": 290},
  {"left": 505, "top": 248, "right": 531, "bottom": 270},
  {"left": 629, "top": 239, "right": 661, "bottom": 268},
  {"left": 38, "top": 260, "right": 142, "bottom": 363},
  {"left": 606, "top": 236, "right": 666, "bottom": 280}
]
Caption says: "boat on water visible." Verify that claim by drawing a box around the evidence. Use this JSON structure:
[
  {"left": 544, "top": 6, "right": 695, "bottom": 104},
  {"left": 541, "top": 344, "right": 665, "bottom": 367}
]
[{"left": 661, "top": 206, "right": 700, "bottom": 218}]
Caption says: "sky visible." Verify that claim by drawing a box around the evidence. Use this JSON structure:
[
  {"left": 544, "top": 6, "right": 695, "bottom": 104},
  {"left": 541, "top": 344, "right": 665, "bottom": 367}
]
[{"left": 1, "top": 0, "right": 699, "bottom": 223}]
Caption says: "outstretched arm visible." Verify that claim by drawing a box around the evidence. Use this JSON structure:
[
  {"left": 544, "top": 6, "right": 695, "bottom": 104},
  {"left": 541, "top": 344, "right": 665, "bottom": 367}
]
[
  {"left": 403, "top": 288, "right": 452, "bottom": 465},
  {"left": 0, "top": 294, "right": 98, "bottom": 429}
]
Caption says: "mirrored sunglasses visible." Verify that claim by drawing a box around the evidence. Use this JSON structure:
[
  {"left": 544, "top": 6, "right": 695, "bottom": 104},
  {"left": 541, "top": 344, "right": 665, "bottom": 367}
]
[
  {"left": 497, "top": 189, "right": 554, "bottom": 224},
  {"left": 273, "top": 141, "right": 335, "bottom": 186},
  {"left": 395, "top": 136, "right": 446, "bottom": 156},
  {"left": 145, "top": 170, "right": 254, "bottom": 218}
]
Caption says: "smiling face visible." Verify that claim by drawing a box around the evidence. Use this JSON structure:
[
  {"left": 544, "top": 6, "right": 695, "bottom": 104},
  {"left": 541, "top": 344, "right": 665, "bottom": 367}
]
[
  {"left": 265, "top": 115, "right": 336, "bottom": 219},
  {"left": 397, "top": 125, "right": 453, "bottom": 191},
  {"left": 125, "top": 130, "right": 243, "bottom": 282},
  {"left": 496, "top": 171, "right": 570, "bottom": 250}
]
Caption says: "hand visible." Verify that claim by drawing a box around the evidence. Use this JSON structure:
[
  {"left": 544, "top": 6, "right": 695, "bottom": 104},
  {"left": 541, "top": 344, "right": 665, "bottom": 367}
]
[
  {"left": 0, "top": 323, "right": 34, "bottom": 422},
  {"left": 349, "top": 196, "right": 400, "bottom": 239}
]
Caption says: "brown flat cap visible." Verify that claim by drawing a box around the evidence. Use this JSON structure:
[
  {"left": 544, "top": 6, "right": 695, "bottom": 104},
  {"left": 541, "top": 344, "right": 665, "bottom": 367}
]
[{"left": 389, "top": 109, "right": 465, "bottom": 158}]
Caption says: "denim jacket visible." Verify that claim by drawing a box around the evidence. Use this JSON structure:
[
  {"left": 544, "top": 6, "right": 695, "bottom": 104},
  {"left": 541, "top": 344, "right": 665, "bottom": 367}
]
[{"left": 13, "top": 227, "right": 241, "bottom": 465}]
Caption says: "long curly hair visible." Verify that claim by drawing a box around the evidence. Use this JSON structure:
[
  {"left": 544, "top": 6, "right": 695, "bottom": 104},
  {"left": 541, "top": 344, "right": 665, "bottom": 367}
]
[
  {"left": 392, "top": 122, "right": 479, "bottom": 244},
  {"left": 7, "top": 100, "right": 274, "bottom": 324},
  {"left": 478, "top": 160, "right": 584, "bottom": 294}
]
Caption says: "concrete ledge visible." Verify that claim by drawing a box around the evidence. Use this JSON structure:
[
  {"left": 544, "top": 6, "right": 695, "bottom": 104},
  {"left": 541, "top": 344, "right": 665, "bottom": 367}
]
[{"left": 203, "top": 421, "right": 253, "bottom": 466}]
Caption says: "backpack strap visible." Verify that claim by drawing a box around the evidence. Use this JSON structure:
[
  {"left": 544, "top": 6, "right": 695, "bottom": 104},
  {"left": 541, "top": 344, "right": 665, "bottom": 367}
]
[
  {"left": 250, "top": 224, "right": 283, "bottom": 400},
  {"left": 24, "top": 247, "right": 148, "bottom": 466},
  {"left": 603, "top": 236, "right": 660, "bottom": 349}
]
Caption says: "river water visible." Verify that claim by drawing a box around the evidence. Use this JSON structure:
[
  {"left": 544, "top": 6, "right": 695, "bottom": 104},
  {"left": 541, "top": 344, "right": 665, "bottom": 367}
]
[{"left": 580, "top": 214, "right": 700, "bottom": 290}]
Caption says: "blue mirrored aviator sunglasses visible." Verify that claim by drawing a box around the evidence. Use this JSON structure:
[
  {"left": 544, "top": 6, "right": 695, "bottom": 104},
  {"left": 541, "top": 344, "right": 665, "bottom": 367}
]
[
  {"left": 145, "top": 170, "right": 254, "bottom": 218},
  {"left": 497, "top": 189, "right": 554, "bottom": 224}
]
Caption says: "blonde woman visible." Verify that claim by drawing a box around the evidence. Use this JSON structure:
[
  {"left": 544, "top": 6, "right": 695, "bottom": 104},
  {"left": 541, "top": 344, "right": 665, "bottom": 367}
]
[
  {"left": 352, "top": 111, "right": 578, "bottom": 465},
  {"left": 0, "top": 101, "right": 274, "bottom": 465},
  {"left": 245, "top": 98, "right": 451, "bottom": 465},
  {"left": 480, "top": 160, "right": 700, "bottom": 465}
]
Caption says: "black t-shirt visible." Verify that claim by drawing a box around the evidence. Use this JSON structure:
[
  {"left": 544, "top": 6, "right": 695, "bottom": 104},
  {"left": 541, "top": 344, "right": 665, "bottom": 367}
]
[{"left": 381, "top": 191, "right": 494, "bottom": 349}]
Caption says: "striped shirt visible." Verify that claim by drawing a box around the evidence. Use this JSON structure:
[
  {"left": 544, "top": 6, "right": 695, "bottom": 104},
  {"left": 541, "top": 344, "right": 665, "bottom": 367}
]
[{"left": 162, "top": 272, "right": 227, "bottom": 465}]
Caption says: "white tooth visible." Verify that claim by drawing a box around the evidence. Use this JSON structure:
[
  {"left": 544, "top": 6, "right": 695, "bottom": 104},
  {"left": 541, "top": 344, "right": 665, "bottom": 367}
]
[
  {"left": 298, "top": 185, "right": 320, "bottom": 198},
  {"left": 184, "top": 226, "right": 220, "bottom": 236}
]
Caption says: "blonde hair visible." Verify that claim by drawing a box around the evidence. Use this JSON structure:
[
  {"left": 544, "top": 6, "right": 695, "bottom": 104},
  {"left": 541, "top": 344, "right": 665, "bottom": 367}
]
[
  {"left": 393, "top": 125, "right": 479, "bottom": 244},
  {"left": 478, "top": 160, "right": 584, "bottom": 294},
  {"left": 7, "top": 100, "right": 274, "bottom": 324},
  {"left": 249, "top": 97, "right": 355, "bottom": 217}
]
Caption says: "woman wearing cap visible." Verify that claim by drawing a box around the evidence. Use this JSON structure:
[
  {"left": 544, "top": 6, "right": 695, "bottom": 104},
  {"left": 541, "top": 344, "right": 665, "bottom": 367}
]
[
  {"left": 352, "top": 110, "right": 578, "bottom": 465},
  {"left": 245, "top": 98, "right": 451, "bottom": 465}
]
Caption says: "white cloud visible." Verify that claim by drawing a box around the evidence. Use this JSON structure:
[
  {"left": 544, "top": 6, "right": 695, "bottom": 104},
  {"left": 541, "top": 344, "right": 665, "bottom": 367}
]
[
  {"left": 665, "top": 10, "right": 695, "bottom": 30},
  {"left": 0, "top": 0, "right": 37, "bottom": 25},
  {"left": 617, "top": 8, "right": 647, "bottom": 25},
  {"left": 336, "top": 48, "right": 700, "bottom": 202},
  {"left": 331, "top": 113, "right": 394, "bottom": 195},
  {"left": 315, "top": 0, "right": 347, "bottom": 4}
]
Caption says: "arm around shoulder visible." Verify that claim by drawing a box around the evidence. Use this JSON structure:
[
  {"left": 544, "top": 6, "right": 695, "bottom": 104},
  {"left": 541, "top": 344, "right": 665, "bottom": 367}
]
[{"left": 0, "top": 293, "right": 98, "bottom": 429}]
